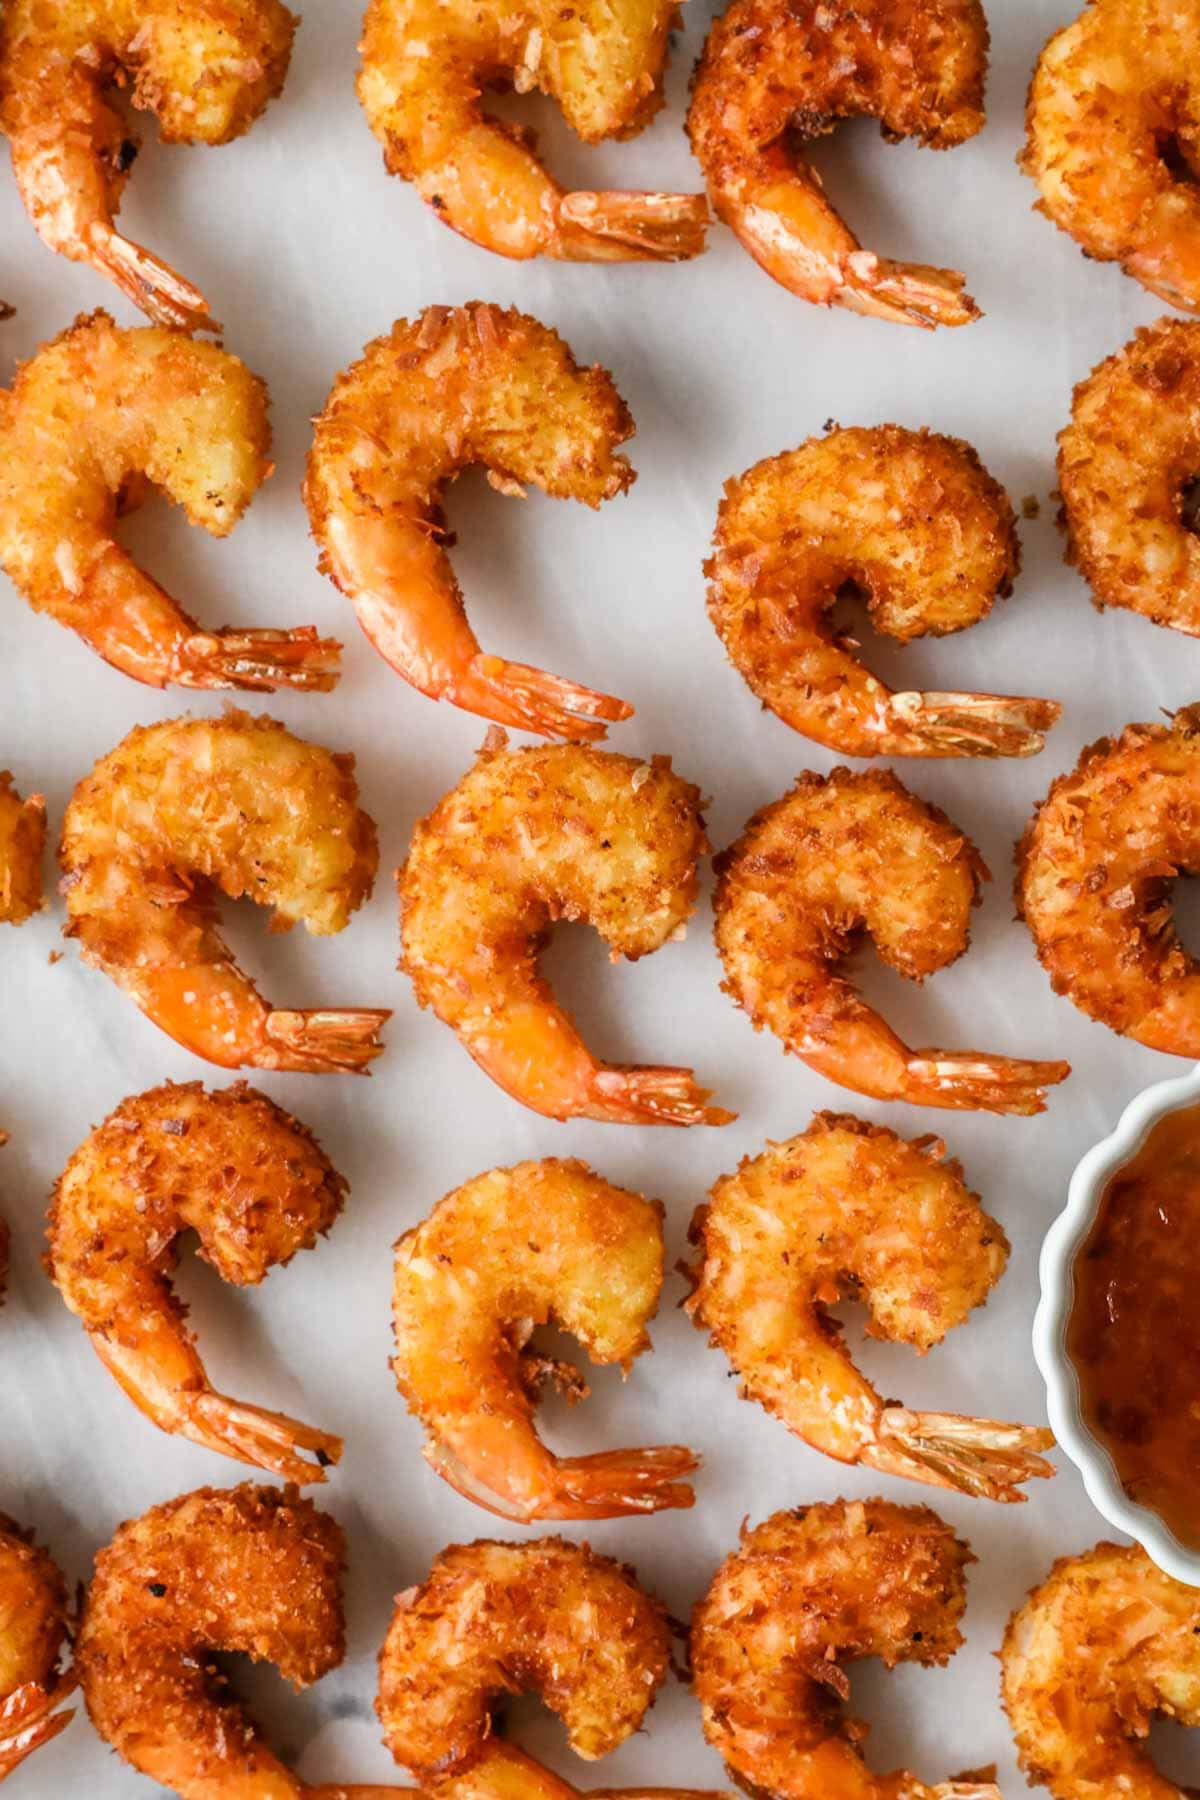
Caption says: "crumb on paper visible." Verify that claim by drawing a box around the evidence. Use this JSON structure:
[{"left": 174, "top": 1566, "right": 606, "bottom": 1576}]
[
  {"left": 47, "top": 949, "right": 62, "bottom": 965},
  {"left": 1021, "top": 494, "right": 1040, "bottom": 519}
]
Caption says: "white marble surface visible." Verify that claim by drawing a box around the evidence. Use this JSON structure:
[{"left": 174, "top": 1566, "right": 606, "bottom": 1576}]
[{"left": 2, "top": 0, "right": 1198, "bottom": 1792}]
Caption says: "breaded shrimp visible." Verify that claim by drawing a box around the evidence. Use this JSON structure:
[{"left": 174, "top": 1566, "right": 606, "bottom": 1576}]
[
  {"left": 60, "top": 712, "right": 389, "bottom": 1073},
  {"left": 0, "top": 772, "right": 44, "bottom": 925},
  {"left": 708, "top": 426, "right": 1059, "bottom": 757},
  {"left": 691, "top": 1500, "right": 998, "bottom": 1800},
  {"left": 306, "top": 305, "right": 633, "bottom": 739},
  {"left": 1023, "top": 0, "right": 1200, "bottom": 313},
  {"left": 688, "top": 1114, "right": 1055, "bottom": 1501},
  {"left": 0, "top": 1519, "right": 75, "bottom": 1782},
  {"left": 393, "top": 1158, "right": 696, "bottom": 1522},
  {"left": 398, "top": 734, "right": 731, "bottom": 1125},
  {"left": 77, "top": 1483, "right": 402, "bottom": 1799},
  {"left": 687, "top": 0, "right": 987, "bottom": 327},
  {"left": 1002, "top": 1541, "right": 1200, "bottom": 1799},
  {"left": 0, "top": 312, "right": 339, "bottom": 692},
  {"left": 1017, "top": 708, "right": 1200, "bottom": 1055},
  {"left": 714, "top": 768, "right": 1070, "bottom": 1113},
  {"left": 357, "top": 0, "right": 708, "bottom": 262},
  {"left": 1059, "top": 319, "right": 1200, "bottom": 637},
  {"left": 0, "top": 1, "right": 296, "bottom": 331},
  {"left": 377, "top": 1538, "right": 723, "bottom": 1800},
  {"left": 48, "top": 1081, "right": 347, "bottom": 1483}
]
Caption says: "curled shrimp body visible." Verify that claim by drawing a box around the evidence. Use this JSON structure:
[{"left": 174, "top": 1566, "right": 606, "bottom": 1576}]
[
  {"left": 1022, "top": 0, "right": 1200, "bottom": 313},
  {"left": 393, "top": 1158, "right": 696, "bottom": 1522},
  {"left": 1017, "top": 709, "right": 1200, "bottom": 1055},
  {"left": 1059, "top": 319, "right": 1200, "bottom": 637},
  {"left": 1002, "top": 1542, "right": 1200, "bottom": 1800},
  {"left": 0, "top": 1519, "right": 75, "bottom": 1782},
  {"left": 398, "top": 735, "right": 731, "bottom": 1125},
  {"left": 714, "top": 768, "right": 1070, "bottom": 1113},
  {"left": 688, "top": 1113, "right": 1055, "bottom": 1501},
  {"left": 0, "top": 773, "right": 44, "bottom": 925},
  {"left": 306, "top": 305, "right": 633, "bottom": 740},
  {"left": 0, "top": 313, "right": 339, "bottom": 693},
  {"left": 708, "top": 427, "right": 1059, "bottom": 758},
  {"left": 691, "top": 1500, "right": 998, "bottom": 1800},
  {"left": 687, "top": 0, "right": 986, "bottom": 327},
  {"left": 48, "top": 1081, "right": 347, "bottom": 1483},
  {"left": 0, "top": 1, "right": 296, "bottom": 332},
  {"left": 60, "top": 712, "right": 389, "bottom": 1073},
  {"left": 357, "top": 0, "right": 708, "bottom": 263},
  {"left": 77, "top": 1483, "right": 401, "bottom": 1800}
]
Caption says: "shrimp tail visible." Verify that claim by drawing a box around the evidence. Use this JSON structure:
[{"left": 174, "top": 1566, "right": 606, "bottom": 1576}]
[
  {"left": 587, "top": 1066, "right": 736, "bottom": 1127},
  {"left": 186, "top": 1391, "right": 344, "bottom": 1484},
  {"left": 901, "top": 1050, "right": 1070, "bottom": 1115},
  {"left": 0, "top": 1673, "right": 77, "bottom": 1779},
  {"left": 425, "top": 1440, "right": 698, "bottom": 1521},
  {"left": 262, "top": 1009, "right": 391, "bottom": 1074},
  {"left": 175, "top": 628, "right": 344, "bottom": 694},
  {"left": 866, "top": 1408, "right": 1056, "bottom": 1503},
  {"left": 839, "top": 252, "right": 980, "bottom": 329},
  {"left": 460, "top": 655, "right": 634, "bottom": 741},
  {"left": 887, "top": 692, "right": 1062, "bottom": 758},
  {"left": 556, "top": 191, "right": 710, "bottom": 262},
  {"left": 93, "top": 229, "right": 219, "bottom": 335}
]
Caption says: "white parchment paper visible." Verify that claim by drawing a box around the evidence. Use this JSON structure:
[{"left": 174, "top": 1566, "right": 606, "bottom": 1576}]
[{"left": 3, "top": 0, "right": 1197, "bottom": 1791}]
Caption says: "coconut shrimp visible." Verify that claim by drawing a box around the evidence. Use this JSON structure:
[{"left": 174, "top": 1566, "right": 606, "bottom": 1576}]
[
  {"left": 398, "top": 734, "right": 731, "bottom": 1125},
  {"left": 48, "top": 1081, "right": 347, "bottom": 1483},
  {"left": 692, "top": 1500, "right": 997, "bottom": 1800},
  {"left": 0, "top": 1, "right": 296, "bottom": 332},
  {"left": 1016, "top": 708, "right": 1200, "bottom": 1054},
  {"left": 708, "top": 426, "right": 1060, "bottom": 757},
  {"left": 1023, "top": 0, "right": 1200, "bottom": 313},
  {"left": 306, "top": 305, "right": 632, "bottom": 740},
  {"left": 393, "top": 1159, "right": 696, "bottom": 1521},
  {"left": 714, "top": 767, "right": 1070, "bottom": 1113},
  {"left": 77, "top": 1482, "right": 403, "bottom": 1799},
  {"left": 357, "top": 0, "right": 707, "bottom": 262},
  {"left": 1059, "top": 319, "right": 1200, "bottom": 637},
  {"left": 0, "top": 312, "right": 339, "bottom": 692},
  {"left": 0, "top": 1519, "right": 75, "bottom": 1782},
  {"left": 0, "top": 773, "right": 44, "bottom": 925},
  {"left": 1002, "top": 1541, "right": 1200, "bottom": 1799},
  {"left": 687, "top": 0, "right": 987, "bottom": 327},
  {"left": 689, "top": 1114, "right": 1055, "bottom": 1500},
  {"left": 60, "top": 712, "right": 388, "bottom": 1073}
]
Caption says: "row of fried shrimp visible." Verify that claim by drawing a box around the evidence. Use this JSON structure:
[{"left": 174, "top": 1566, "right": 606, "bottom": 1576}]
[
  {"left": 0, "top": 1, "right": 1192, "bottom": 331},
  {"left": 3, "top": 1479, "right": 1192, "bottom": 1800}
]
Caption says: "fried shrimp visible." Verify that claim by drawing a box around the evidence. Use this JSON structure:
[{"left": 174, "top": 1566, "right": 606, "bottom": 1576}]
[
  {"left": 0, "top": 773, "right": 44, "bottom": 925},
  {"left": 1016, "top": 708, "right": 1200, "bottom": 1055},
  {"left": 357, "top": 0, "right": 708, "bottom": 263},
  {"left": 708, "top": 426, "right": 1059, "bottom": 757},
  {"left": 48, "top": 1081, "right": 347, "bottom": 1483},
  {"left": 1058, "top": 319, "right": 1200, "bottom": 637},
  {"left": 1022, "top": 0, "right": 1200, "bottom": 313},
  {"left": 77, "top": 1483, "right": 401, "bottom": 1799},
  {"left": 714, "top": 768, "right": 1070, "bottom": 1113},
  {"left": 306, "top": 305, "right": 633, "bottom": 740},
  {"left": 1002, "top": 1541, "right": 1200, "bottom": 1799},
  {"left": 0, "top": 312, "right": 339, "bottom": 693},
  {"left": 687, "top": 0, "right": 986, "bottom": 327},
  {"left": 60, "top": 712, "right": 389, "bottom": 1073},
  {"left": 377, "top": 1537, "right": 722, "bottom": 1800},
  {"left": 691, "top": 1500, "right": 998, "bottom": 1800},
  {"left": 398, "top": 734, "right": 731, "bottom": 1125},
  {"left": 393, "top": 1159, "right": 696, "bottom": 1522},
  {"left": 0, "top": 1519, "right": 75, "bottom": 1782},
  {"left": 688, "top": 1114, "right": 1055, "bottom": 1501},
  {"left": 0, "top": 0, "right": 296, "bottom": 331}
]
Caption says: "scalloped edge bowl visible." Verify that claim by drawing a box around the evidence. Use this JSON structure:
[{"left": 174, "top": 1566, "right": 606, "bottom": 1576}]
[{"left": 1035, "top": 1062, "right": 1200, "bottom": 1587}]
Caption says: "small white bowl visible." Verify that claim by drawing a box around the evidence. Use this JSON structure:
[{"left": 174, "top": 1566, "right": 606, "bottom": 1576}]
[{"left": 1035, "top": 1062, "right": 1200, "bottom": 1586}]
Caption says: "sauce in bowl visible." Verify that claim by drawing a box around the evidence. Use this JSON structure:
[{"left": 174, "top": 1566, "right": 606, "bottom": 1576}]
[{"left": 1068, "top": 1100, "right": 1200, "bottom": 1550}]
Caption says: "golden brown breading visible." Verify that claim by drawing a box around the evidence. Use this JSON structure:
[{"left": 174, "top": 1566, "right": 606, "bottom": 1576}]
[
  {"left": 0, "top": 772, "right": 44, "bottom": 926},
  {"left": 0, "top": 1515, "right": 75, "bottom": 1780}
]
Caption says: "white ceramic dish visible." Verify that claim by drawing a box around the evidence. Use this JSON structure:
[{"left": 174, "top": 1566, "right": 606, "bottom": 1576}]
[{"left": 1035, "top": 1062, "right": 1200, "bottom": 1586}]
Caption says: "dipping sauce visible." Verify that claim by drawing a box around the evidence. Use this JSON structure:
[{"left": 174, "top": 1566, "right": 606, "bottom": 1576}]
[{"left": 1068, "top": 1101, "right": 1200, "bottom": 1548}]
